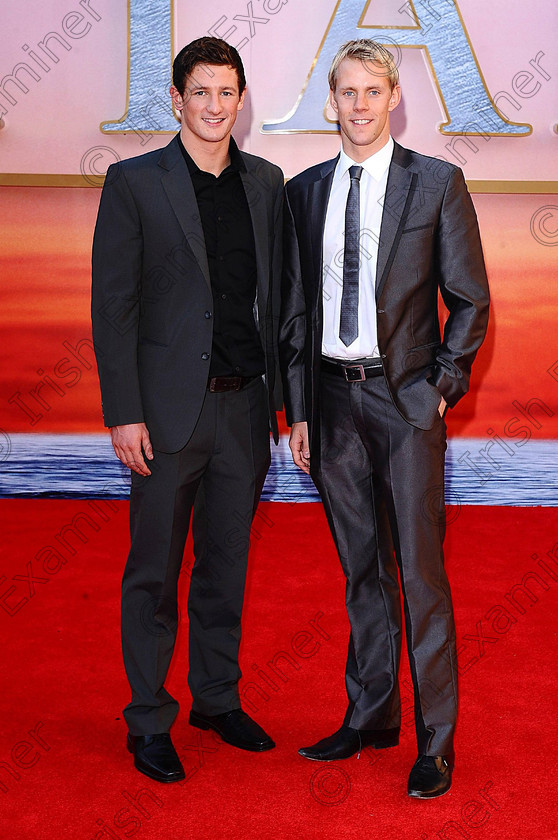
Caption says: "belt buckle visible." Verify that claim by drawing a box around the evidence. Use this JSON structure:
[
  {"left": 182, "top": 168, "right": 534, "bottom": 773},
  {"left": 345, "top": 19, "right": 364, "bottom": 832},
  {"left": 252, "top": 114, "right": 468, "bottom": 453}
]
[
  {"left": 344, "top": 364, "right": 366, "bottom": 382},
  {"left": 208, "top": 376, "right": 243, "bottom": 393},
  {"left": 222, "top": 376, "right": 243, "bottom": 392}
]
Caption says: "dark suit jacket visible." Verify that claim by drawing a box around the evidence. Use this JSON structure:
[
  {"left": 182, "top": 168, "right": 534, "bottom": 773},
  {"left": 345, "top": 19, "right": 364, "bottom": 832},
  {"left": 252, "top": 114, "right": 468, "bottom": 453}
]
[
  {"left": 279, "top": 141, "right": 490, "bottom": 444},
  {"left": 92, "top": 135, "right": 283, "bottom": 452}
]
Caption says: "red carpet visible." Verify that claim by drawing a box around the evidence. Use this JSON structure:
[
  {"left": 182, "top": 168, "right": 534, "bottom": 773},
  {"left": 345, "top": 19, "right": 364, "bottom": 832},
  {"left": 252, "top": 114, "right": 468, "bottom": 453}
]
[{"left": 1, "top": 500, "right": 557, "bottom": 839}]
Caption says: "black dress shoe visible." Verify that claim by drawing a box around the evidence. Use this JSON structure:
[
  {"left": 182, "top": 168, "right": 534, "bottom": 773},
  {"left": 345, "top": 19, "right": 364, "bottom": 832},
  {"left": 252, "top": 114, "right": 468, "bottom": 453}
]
[
  {"left": 127, "top": 733, "right": 185, "bottom": 783},
  {"left": 189, "top": 709, "right": 275, "bottom": 752},
  {"left": 298, "top": 724, "right": 399, "bottom": 761},
  {"left": 407, "top": 755, "right": 452, "bottom": 798}
]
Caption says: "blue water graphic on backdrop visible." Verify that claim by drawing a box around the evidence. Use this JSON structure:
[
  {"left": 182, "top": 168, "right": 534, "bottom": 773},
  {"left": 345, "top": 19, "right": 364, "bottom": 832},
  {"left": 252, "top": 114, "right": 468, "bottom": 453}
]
[{"left": 0, "top": 434, "right": 556, "bottom": 505}]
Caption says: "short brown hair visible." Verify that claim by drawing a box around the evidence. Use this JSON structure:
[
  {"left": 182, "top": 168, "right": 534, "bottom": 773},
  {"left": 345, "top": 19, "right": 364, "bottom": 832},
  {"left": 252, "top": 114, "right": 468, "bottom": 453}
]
[
  {"left": 328, "top": 39, "right": 399, "bottom": 91},
  {"left": 173, "top": 37, "right": 246, "bottom": 96}
]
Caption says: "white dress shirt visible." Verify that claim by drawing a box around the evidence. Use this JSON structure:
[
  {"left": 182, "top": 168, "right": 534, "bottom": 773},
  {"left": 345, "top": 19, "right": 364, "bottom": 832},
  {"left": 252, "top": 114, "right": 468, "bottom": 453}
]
[{"left": 322, "top": 136, "right": 394, "bottom": 360}]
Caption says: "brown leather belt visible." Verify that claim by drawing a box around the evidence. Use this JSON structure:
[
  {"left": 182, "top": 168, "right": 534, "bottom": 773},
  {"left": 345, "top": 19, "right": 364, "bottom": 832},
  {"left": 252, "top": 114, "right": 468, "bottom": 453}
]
[
  {"left": 207, "top": 375, "right": 259, "bottom": 393},
  {"left": 321, "top": 357, "right": 384, "bottom": 382}
]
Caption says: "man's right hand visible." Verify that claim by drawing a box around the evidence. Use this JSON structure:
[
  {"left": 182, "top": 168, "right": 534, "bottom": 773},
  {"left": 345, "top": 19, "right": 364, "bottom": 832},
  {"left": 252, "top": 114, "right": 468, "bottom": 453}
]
[
  {"left": 110, "top": 423, "right": 153, "bottom": 476},
  {"left": 289, "top": 422, "right": 310, "bottom": 475}
]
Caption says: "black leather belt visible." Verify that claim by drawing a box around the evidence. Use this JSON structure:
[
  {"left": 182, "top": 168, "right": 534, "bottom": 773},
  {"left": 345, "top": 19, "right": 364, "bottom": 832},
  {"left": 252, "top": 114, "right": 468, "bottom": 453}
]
[
  {"left": 321, "top": 357, "right": 384, "bottom": 382},
  {"left": 207, "top": 375, "right": 258, "bottom": 393}
]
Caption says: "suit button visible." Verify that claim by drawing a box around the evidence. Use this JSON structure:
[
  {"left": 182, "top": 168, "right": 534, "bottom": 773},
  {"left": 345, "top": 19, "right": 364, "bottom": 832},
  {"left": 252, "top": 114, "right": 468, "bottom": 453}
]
[
  {"left": 381, "top": 354, "right": 387, "bottom": 359},
  {"left": 378, "top": 309, "right": 385, "bottom": 314},
  {"left": 201, "top": 353, "right": 210, "bottom": 361},
  {"left": 204, "top": 311, "right": 212, "bottom": 319}
]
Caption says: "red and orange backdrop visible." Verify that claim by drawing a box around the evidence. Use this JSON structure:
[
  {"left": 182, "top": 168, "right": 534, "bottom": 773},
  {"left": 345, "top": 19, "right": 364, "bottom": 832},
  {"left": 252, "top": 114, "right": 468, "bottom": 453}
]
[{"left": 1, "top": 0, "right": 557, "bottom": 504}]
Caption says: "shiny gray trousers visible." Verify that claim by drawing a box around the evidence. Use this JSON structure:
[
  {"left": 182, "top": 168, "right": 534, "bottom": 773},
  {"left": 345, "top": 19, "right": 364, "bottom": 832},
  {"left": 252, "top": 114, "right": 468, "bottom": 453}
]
[{"left": 311, "top": 371, "right": 458, "bottom": 756}]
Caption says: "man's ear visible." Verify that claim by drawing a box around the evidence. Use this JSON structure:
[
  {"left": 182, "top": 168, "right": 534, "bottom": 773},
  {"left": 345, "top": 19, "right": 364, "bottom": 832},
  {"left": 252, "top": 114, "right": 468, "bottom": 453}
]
[
  {"left": 329, "top": 88, "right": 338, "bottom": 114},
  {"left": 237, "top": 88, "right": 246, "bottom": 112},
  {"left": 388, "top": 84, "right": 401, "bottom": 112},
  {"left": 169, "top": 85, "right": 184, "bottom": 113}
]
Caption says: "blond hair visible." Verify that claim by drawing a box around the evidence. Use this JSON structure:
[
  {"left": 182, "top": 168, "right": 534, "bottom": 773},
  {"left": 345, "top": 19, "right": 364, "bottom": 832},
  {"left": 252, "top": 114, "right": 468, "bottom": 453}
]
[{"left": 328, "top": 40, "right": 399, "bottom": 91}]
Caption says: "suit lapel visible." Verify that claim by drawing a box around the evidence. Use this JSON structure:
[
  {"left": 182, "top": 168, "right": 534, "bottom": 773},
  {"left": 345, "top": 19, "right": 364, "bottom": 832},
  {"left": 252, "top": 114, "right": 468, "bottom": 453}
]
[
  {"left": 376, "top": 143, "right": 415, "bottom": 301},
  {"left": 159, "top": 136, "right": 211, "bottom": 290},
  {"left": 310, "top": 158, "right": 337, "bottom": 309},
  {"left": 240, "top": 165, "right": 269, "bottom": 330}
]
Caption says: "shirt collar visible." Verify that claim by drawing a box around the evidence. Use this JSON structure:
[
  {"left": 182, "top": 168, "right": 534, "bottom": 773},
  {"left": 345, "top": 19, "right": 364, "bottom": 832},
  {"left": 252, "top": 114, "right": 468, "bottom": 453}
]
[
  {"left": 177, "top": 135, "right": 246, "bottom": 177},
  {"left": 338, "top": 136, "right": 394, "bottom": 182}
]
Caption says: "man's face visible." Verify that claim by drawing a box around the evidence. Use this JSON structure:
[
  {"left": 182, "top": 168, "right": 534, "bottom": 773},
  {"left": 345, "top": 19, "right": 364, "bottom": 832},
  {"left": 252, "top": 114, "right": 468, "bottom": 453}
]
[
  {"left": 170, "top": 63, "right": 245, "bottom": 147},
  {"left": 329, "top": 57, "right": 401, "bottom": 161}
]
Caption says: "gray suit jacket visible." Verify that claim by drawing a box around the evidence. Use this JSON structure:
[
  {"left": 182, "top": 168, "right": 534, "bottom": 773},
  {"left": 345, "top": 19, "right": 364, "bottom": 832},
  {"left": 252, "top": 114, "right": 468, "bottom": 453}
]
[
  {"left": 279, "top": 141, "right": 490, "bottom": 443},
  {"left": 92, "top": 135, "right": 283, "bottom": 452}
]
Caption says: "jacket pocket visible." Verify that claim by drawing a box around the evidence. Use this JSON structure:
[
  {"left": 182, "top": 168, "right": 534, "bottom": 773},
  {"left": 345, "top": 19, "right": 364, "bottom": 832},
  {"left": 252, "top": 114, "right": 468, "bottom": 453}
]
[
  {"left": 139, "top": 336, "right": 168, "bottom": 348},
  {"left": 409, "top": 341, "right": 439, "bottom": 351},
  {"left": 402, "top": 223, "right": 433, "bottom": 234}
]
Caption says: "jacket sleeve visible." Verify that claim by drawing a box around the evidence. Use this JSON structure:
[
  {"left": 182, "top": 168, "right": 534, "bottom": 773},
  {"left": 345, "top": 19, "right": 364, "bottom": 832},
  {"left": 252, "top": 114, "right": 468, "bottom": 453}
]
[
  {"left": 91, "top": 162, "right": 145, "bottom": 428},
  {"left": 269, "top": 167, "right": 285, "bottom": 414},
  {"left": 433, "top": 167, "right": 490, "bottom": 407},
  {"left": 278, "top": 185, "right": 308, "bottom": 426}
]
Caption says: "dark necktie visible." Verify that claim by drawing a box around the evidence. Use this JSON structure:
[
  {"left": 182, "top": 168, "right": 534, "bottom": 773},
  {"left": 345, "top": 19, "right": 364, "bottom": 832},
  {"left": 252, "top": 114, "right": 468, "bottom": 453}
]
[{"left": 339, "top": 165, "right": 363, "bottom": 347}]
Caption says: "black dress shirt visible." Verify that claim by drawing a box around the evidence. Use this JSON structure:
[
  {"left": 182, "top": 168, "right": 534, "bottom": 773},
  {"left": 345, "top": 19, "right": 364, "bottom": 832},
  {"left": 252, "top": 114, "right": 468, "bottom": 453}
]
[{"left": 178, "top": 136, "right": 264, "bottom": 378}]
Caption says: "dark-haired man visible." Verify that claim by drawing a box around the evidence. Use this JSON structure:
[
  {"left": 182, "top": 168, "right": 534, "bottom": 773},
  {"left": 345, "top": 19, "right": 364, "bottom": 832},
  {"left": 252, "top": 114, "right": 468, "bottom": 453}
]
[
  {"left": 92, "top": 37, "right": 283, "bottom": 782},
  {"left": 280, "top": 40, "right": 489, "bottom": 798}
]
